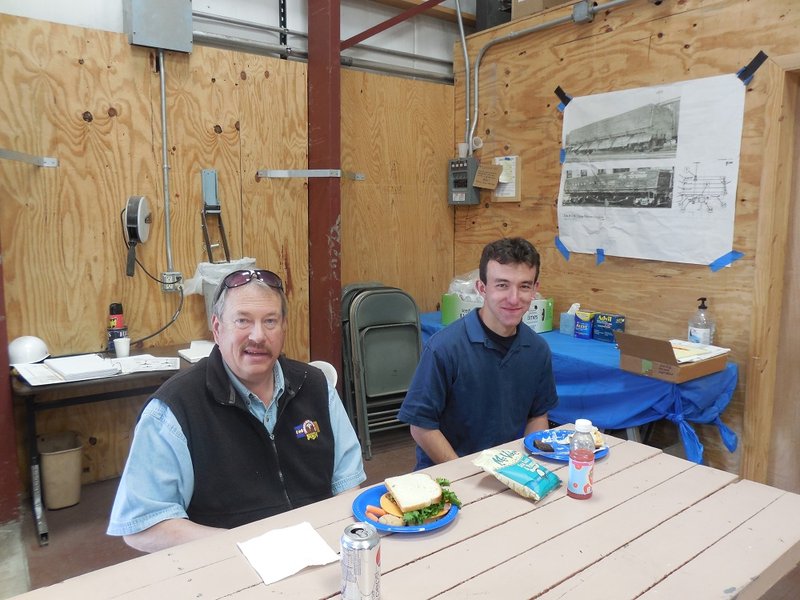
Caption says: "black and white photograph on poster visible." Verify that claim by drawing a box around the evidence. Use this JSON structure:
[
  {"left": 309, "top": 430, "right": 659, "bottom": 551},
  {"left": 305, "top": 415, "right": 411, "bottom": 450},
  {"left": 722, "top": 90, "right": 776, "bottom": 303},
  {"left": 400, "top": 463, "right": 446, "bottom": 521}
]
[{"left": 557, "top": 74, "right": 745, "bottom": 265}]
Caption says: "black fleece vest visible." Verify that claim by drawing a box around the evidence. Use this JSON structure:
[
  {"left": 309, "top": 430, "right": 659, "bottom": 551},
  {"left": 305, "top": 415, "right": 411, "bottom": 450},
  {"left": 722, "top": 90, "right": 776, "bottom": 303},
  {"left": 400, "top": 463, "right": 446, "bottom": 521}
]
[{"left": 155, "top": 347, "right": 335, "bottom": 529}]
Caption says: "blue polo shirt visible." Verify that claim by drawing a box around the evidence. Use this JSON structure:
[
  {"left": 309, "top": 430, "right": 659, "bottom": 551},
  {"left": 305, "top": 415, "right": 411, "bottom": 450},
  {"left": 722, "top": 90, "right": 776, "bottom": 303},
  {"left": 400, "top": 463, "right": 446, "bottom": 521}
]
[{"left": 398, "top": 309, "right": 558, "bottom": 469}]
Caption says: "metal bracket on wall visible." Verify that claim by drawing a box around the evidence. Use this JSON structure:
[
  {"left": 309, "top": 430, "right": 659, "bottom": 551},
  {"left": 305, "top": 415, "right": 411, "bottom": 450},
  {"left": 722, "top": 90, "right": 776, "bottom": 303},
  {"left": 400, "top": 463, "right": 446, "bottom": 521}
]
[
  {"left": 200, "top": 169, "right": 231, "bottom": 264},
  {"left": 257, "top": 169, "right": 366, "bottom": 181},
  {"left": 0, "top": 147, "right": 58, "bottom": 167}
]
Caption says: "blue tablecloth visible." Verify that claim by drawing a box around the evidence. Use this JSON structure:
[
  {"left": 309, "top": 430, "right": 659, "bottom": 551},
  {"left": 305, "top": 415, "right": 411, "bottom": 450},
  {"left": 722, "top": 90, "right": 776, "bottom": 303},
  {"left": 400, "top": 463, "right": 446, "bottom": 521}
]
[{"left": 419, "top": 311, "right": 738, "bottom": 464}]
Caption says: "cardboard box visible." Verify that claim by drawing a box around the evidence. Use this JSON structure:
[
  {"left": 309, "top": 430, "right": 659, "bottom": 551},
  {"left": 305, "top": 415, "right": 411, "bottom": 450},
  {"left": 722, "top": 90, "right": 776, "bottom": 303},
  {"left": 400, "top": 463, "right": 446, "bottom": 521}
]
[
  {"left": 614, "top": 331, "right": 729, "bottom": 383},
  {"left": 592, "top": 312, "right": 625, "bottom": 343},
  {"left": 512, "top": 0, "right": 573, "bottom": 20},
  {"left": 522, "top": 298, "right": 554, "bottom": 333}
]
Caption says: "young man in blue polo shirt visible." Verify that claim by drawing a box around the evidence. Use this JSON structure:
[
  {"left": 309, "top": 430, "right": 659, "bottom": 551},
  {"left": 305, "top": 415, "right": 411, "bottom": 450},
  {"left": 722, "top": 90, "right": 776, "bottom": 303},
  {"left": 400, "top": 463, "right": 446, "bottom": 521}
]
[{"left": 398, "top": 237, "right": 558, "bottom": 469}]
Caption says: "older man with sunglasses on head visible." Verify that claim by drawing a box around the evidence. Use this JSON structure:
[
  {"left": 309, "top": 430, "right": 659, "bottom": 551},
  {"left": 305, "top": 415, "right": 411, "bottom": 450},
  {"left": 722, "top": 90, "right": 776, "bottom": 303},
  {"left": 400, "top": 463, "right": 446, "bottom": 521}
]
[{"left": 108, "top": 269, "right": 366, "bottom": 553}]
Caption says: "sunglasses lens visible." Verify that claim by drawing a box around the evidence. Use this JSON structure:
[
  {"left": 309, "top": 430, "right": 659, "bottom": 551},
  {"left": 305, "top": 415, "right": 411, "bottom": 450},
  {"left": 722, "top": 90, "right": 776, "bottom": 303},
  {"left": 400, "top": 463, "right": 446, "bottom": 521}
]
[
  {"left": 253, "top": 270, "right": 283, "bottom": 290},
  {"left": 223, "top": 270, "right": 253, "bottom": 289}
]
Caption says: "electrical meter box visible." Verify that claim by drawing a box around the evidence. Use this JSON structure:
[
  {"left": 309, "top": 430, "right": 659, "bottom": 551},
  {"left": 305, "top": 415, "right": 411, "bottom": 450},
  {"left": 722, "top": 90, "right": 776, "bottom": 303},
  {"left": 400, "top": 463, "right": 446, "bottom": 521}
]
[
  {"left": 123, "top": 0, "right": 193, "bottom": 53},
  {"left": 447, "top": 158, "right": 480, "bottom": 205}
]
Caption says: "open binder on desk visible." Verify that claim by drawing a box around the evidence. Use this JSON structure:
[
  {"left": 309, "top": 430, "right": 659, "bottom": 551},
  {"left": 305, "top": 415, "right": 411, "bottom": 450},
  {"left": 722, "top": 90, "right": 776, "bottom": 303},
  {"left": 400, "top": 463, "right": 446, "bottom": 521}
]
[
  {"left": 14, "top": 353, "right": 180, "bottom": 386},
  {"left": 44, "top": 354, "right": 120, "bottom": 381}
]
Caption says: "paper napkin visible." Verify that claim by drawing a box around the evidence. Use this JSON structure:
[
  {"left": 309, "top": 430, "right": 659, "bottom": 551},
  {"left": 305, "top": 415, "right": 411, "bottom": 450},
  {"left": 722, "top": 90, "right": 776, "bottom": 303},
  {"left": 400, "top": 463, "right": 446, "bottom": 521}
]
[{"left": 237, "top": 521, "right": 339, "bottom": 585}]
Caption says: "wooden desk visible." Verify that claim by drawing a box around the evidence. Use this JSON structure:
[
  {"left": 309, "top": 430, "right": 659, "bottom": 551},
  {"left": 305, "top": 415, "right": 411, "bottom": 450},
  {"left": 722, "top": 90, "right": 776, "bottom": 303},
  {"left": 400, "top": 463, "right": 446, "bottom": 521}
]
[
  {"left": 15, "top": 433, "right": 800, "bottom": 599},
  {"left": 12, "top": 345, "right": 190, "bottom": 546}
]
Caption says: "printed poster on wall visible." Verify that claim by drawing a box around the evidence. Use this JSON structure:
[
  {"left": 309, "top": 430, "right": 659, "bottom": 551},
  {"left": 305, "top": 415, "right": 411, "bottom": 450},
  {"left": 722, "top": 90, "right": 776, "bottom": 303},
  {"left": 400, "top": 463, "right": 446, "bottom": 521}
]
[{"left": 556, "top": 74, "right": 745, "bottom": 265}]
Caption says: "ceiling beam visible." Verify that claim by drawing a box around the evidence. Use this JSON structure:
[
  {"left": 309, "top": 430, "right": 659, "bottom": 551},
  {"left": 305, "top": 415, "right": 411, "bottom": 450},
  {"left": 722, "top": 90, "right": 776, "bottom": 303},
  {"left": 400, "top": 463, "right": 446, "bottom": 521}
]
[{"left": 368, "top": 0, "right": 476, "bottom": 27}]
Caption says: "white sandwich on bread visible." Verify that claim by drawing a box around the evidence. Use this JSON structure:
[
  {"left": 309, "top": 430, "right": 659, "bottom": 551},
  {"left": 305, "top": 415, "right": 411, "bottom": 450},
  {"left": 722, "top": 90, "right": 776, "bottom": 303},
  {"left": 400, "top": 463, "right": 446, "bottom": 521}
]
[
  {"left": 372, "top": 473, "right": 461, "bottom": 526},
  {"left": 385, "top": 473, "right": 443, "bottom": 512}
]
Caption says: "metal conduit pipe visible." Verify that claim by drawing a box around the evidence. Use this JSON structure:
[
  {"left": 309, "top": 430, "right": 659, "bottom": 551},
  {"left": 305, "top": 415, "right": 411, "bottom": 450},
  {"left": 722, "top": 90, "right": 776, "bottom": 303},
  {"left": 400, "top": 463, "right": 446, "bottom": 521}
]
[
  {"left": 157, "top": 49, "right": 174, "bottom": 272},
  {"left": 454, "top": 0, "right": 471, "bottom": 146},
  {"left": 193, "top": 31, "right": 454, "bottom": 84},
  {"left": 468, "top": 0, "right": 637, "bottom": 150},
  {"left": 339, "top": 55, "right": 454, "bottom": 84},
  {"left": 193, "top": 10, "right": 452, "bottom": 68}
]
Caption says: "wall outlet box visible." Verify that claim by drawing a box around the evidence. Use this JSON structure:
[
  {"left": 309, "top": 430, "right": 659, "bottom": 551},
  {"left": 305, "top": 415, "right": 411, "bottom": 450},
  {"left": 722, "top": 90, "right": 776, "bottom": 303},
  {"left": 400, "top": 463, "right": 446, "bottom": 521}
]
[{"left": 161, "top": 271, "right": 182, "bottom": 292}]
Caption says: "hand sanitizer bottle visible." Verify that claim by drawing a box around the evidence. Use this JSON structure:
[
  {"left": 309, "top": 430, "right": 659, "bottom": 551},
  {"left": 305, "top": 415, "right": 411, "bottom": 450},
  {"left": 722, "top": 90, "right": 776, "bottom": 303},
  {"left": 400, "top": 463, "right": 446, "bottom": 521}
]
[{"left": 688, "top": 297, "right": 715, "bottom": 345}]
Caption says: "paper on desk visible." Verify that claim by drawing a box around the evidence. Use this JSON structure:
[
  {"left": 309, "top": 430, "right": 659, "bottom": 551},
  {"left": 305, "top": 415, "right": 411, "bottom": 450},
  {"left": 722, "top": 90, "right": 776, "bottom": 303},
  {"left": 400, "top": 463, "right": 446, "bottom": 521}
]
[
  {"left": 238, "top": 521, "right": 339, "bottom": 585},
  {"left": 178, "top": 340, "right": 215, "bottom": 363},
  {"left": 13, "top": 363, "right": 66, "bottom": 386},
  {"left": 669, "top": 340, "right": 730, "bottom": 364},
  {"left": 110, "top": 355, "right": 181, "bottom": 373}
]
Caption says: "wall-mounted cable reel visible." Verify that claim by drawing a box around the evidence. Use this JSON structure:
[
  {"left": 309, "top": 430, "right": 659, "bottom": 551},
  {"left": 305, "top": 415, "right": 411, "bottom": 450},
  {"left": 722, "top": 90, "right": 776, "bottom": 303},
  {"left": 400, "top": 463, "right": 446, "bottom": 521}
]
[{"left": 124, "top": 195, "right": 152, "bottom": 276}]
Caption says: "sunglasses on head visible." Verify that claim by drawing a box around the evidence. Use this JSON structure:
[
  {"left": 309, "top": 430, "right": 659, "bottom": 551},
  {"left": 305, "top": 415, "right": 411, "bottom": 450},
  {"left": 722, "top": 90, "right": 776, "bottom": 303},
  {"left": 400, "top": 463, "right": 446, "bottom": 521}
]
[{"left": 213, "top": 269, "right": 284, "bottom": 303}]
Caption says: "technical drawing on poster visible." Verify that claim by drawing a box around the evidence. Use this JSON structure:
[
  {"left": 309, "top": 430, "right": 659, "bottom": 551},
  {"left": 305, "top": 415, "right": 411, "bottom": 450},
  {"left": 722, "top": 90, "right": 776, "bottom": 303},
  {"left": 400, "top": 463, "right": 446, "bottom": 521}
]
[{"left": 557, "top": 74, "right": 745, "bottom": 265}]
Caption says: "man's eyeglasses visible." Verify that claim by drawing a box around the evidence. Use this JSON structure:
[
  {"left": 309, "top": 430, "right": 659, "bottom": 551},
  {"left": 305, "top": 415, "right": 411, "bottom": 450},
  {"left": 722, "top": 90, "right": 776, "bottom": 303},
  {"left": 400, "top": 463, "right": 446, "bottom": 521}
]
[{"left": 213, "top": 269, "right": 284, "bottom": 304}]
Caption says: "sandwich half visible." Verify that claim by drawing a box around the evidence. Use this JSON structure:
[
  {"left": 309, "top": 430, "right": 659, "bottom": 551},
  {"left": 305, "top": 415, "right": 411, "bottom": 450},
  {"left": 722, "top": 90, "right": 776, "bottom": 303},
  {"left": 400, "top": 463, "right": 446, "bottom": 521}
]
[{"left": 377, "top": 473, "right": 461, "bottom": 526}]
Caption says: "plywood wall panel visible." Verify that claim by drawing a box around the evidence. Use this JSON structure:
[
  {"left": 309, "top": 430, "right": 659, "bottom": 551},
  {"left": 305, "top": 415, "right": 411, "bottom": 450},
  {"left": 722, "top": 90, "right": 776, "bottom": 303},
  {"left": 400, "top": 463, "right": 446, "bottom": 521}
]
[
  {"left": 341, "top": 70, "right": 455, "bottom": 311},
  {"left": 455, "top": 0, "right": 800, "bottom": 474},
  {"left": 3, "top": 15, "right": 457, "bottom": 486},
  {"left": 239, "top": 55, "right": 310, "bottom": 359}
]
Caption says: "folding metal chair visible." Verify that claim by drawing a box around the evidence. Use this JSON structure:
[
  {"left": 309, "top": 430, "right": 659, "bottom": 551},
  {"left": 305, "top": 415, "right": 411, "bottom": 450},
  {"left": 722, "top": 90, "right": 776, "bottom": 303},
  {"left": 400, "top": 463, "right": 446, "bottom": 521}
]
[
  {"left": 348, "top": 288, "right": 421, "bottom": 459},
  {"left": 340, "top": 282, "right": 390, "bottom": 428}
]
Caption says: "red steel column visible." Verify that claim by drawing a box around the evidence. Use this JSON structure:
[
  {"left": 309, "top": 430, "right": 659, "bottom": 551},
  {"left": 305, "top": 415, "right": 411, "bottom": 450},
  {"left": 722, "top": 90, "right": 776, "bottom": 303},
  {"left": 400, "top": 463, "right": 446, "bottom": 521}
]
[
  {"left": 307, "top": 1, "right": 342, "bottom": 370},
  {"left": 0, "top": 243, "right": 21, "bottom": 523}
]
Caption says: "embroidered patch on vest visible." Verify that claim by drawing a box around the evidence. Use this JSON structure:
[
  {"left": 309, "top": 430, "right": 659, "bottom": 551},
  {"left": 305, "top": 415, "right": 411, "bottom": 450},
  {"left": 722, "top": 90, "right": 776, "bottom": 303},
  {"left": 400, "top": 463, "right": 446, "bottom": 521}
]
[{"left": 295, "top": 419, "right": 320, "bottom": 440}]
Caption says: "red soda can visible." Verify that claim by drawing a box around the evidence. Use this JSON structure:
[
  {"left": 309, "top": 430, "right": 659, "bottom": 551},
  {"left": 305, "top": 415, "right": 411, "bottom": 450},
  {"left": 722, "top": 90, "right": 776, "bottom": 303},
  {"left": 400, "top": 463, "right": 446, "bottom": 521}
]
[{"left": 341, "top": 522, "right": 380, "bottom": 599}]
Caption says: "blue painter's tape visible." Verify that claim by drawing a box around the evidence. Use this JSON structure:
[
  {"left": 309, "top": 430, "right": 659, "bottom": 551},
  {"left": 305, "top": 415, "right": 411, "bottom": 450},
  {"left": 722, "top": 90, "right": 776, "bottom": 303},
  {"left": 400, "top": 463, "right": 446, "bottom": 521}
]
[
  {"left": 736, "top": 50, "right": 768, "bottom": 86},
  {"left": 559, "top": 148, "right": 566, "bottom": 163},
  {"left": 555, "top": 236, "right": 570, "bottom": 261},
  {"left": 596, "top": 249, "right": 605, "bottom": 265},
  {"left": 709, "top": 250, "right": 744, "bottom": 272},
  {"left": 554, "top": 86, "right": 572, "bottom": 112},
  {"left": 735, "top": 67, "right": 752, "bottom": 86}
]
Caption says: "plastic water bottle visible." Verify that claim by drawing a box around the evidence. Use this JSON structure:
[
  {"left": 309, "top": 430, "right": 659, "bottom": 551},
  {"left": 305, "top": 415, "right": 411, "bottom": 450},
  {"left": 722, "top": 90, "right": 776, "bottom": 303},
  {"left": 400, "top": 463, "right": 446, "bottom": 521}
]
[
  {"left": 688, "top": 297, "right": 715, "bottom": 345},
  {"left": 567, "top": 419, "right": 595, "bottom": 500}
]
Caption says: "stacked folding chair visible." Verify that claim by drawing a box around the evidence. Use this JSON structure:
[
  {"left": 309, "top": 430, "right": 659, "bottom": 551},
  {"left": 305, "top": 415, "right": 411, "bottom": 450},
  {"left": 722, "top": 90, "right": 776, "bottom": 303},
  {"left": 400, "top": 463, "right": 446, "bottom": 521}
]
[
  {"left": 346, "top": 287, "right": 422, "bottom": 459},
  {"left": 340, "top": 282, "right": 388, "bottom": 430}
]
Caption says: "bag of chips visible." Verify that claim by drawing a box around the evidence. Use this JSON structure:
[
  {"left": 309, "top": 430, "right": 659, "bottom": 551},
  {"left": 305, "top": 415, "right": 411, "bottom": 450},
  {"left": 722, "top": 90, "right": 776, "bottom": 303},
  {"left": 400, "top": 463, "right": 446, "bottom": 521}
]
[{"left": 473, "top": 449, "right": 561, "bottom": 501}]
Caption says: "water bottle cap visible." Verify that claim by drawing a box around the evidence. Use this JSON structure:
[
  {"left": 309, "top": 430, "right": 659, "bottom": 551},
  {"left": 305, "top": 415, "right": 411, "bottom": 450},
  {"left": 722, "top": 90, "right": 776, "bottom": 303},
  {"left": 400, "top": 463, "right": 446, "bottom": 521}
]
[{"left": 575, "top": 418, "right": 593, "bottom": 433}]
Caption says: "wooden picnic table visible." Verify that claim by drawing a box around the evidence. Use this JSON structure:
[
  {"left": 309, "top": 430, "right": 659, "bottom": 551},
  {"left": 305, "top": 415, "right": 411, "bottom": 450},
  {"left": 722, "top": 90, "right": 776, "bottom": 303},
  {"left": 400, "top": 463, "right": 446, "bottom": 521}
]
[{"left": 15, "top": 431, "right": 800, "bottom": 599}]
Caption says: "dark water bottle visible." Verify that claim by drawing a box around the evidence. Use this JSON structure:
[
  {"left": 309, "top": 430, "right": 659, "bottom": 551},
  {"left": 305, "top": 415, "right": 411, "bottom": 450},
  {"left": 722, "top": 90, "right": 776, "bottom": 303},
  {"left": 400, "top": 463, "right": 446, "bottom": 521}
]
[{"left": 107, "top": 303, "right": 128, "bottom": 351}]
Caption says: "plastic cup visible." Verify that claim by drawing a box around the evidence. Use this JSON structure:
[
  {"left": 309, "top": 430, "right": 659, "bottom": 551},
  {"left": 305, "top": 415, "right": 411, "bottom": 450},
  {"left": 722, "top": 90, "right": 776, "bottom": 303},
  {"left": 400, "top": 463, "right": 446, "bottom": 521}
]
[{"left": 113, "top": 336, "right": 131, "bottom": 357}]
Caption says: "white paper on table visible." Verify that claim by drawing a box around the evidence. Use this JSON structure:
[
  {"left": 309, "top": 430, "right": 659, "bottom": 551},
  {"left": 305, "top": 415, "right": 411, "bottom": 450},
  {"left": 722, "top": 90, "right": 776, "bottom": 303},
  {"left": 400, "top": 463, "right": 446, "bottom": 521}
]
[
  {"left": 237, "top": 521, "right": 339, "bottom": 585},
  {"left": 110, "top": 355, "right": 181, "bottom": 373},
  {"left": 669, "top": 340, "right": 730, "bottom": 363}
]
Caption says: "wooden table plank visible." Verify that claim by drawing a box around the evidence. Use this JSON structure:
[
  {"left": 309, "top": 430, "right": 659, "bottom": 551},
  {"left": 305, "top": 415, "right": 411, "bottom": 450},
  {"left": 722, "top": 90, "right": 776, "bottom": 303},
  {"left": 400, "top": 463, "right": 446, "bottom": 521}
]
[
  {"left": 420, "top": 454, "right": 733, "bottom": 599},
  {"left": 640, "top": 482, "right": 800, "bottom": 600},
  {"left": 537, "top": 476, "right": 787, "bottom": 599}
]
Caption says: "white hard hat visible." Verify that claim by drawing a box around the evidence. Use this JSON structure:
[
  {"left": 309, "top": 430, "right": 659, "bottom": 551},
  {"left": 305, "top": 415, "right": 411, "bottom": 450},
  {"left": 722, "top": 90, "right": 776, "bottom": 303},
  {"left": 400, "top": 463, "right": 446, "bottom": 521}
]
[{"left": 8, "top": 336, "right": 50, "bottom": 365}]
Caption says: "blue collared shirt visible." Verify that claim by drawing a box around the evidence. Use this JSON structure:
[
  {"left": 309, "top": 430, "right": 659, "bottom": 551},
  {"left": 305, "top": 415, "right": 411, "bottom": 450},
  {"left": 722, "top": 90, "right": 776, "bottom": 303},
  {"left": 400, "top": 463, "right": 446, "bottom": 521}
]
[{"left": 108, "top": 361, "right": 365, "bottom": 536}]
